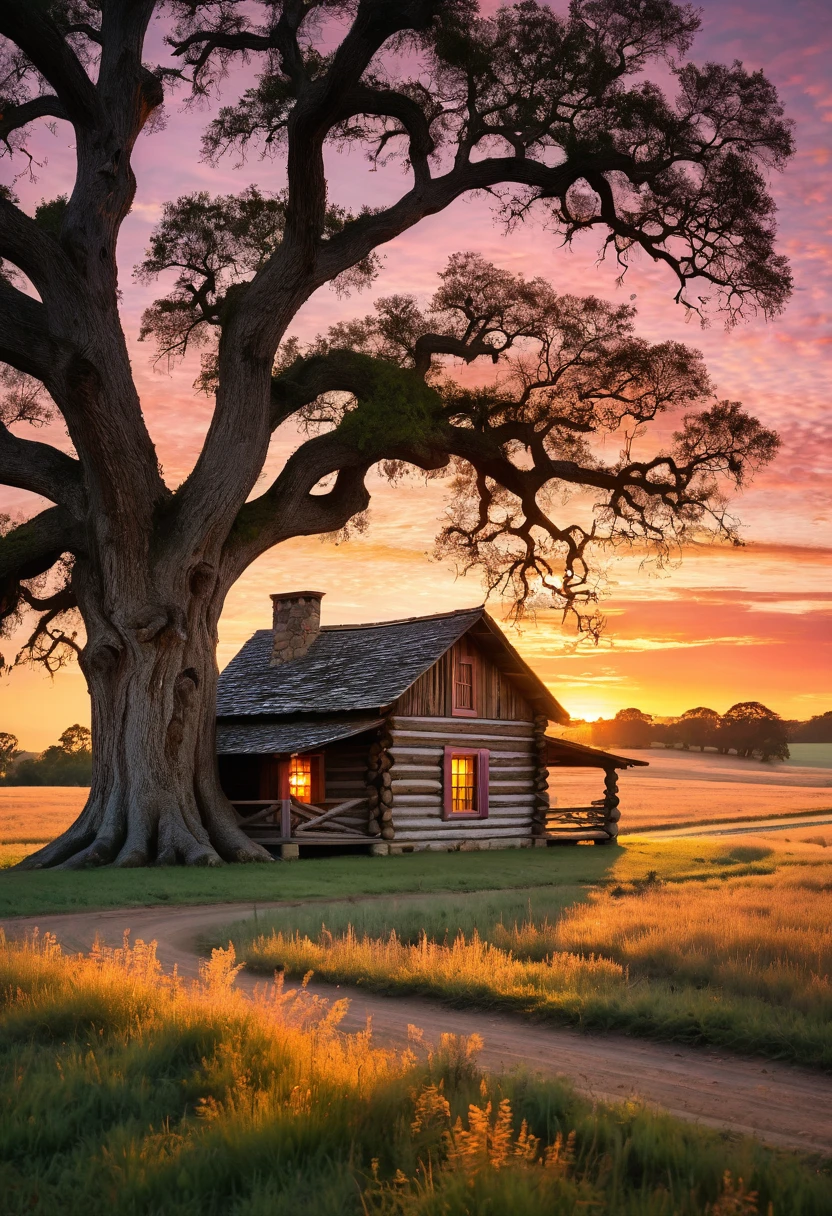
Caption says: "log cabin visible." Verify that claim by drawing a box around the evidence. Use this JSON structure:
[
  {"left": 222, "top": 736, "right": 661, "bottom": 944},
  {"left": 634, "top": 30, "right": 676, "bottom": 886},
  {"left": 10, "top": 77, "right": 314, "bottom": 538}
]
[{"left": 216, "top": 591, "right": 646, "bottom": 858}]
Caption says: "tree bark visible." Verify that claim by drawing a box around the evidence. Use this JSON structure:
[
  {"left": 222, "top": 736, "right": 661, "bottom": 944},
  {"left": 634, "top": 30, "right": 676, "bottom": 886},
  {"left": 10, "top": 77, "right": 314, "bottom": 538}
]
[{"left": 17, "top": 563, "right": 272, "bottom": 869}]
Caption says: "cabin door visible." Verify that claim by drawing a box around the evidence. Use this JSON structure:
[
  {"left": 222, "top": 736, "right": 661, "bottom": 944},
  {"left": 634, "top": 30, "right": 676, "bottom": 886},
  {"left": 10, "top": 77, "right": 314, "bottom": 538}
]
[{"left": 259, "top": 756, "right": 285, "bottom": 800}]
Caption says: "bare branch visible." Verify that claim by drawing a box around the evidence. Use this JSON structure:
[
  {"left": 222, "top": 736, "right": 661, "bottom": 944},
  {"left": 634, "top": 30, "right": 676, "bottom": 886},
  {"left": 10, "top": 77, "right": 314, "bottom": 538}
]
[
  {"left": 0, "top": 93, "right": 68, "bottom": 154},
  {"left": 12, "top": 578, "right": 81, "bottom": 675},
  {"left": 0, "top": 422, "right": 84, "bottom": 513}
]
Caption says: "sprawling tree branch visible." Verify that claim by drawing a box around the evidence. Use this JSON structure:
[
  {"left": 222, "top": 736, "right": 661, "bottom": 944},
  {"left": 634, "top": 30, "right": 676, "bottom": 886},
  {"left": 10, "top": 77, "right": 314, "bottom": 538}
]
[
  {"left": 0, "top": 504, "right": 77, "bottom": 579},
  {"left": 0, "top": 283, "right": 54, "bottom": 373},
  {"left": 0, "top": 1, "right": 100, "bottom": 130},
  {"left": 0, "top": 505, "right": 79, "bottom": 654},
  {"left": 143, "top": 0, "right": 793, "bottom": 546},
  {"left": 0, "top": 93, "right": 68, "bottom": 154},
  {"left": 0, "top": 193, "right": 80, "bottom": 300},
  {"left": 31, "top": 267, "right": 775, "bottom": 648},
  {"left": 0, "top": 423, "right": 84, "bottom": 512},
  {"left": 222, "top": 252, "right": 778, "bottom": 626}
]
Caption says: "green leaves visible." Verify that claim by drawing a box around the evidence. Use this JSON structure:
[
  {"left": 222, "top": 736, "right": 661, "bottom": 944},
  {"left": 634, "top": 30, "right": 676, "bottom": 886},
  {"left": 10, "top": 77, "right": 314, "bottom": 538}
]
[
  {"left": 136, "top": 186, "right": 380, "bottom": 366},
  {"left": 336, "top": 358, "right": 446, "bottom": 453}
]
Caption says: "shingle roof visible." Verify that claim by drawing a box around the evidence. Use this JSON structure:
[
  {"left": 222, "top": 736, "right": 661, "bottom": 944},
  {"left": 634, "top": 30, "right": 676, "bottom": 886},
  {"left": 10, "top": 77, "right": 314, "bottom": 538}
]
[
  {"left": 217, "top": 604, "right": 568, "bottom": 723},
  {"left": 217, "top": 715, "right": 381, "bottom": 755},
  {"left": 217, "top": 606, "right": 483, "bottom": 718}
]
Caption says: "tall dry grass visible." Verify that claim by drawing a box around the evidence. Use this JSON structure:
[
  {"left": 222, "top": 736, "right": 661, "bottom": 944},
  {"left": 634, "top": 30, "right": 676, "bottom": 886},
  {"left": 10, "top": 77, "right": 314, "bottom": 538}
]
[
  {"left": 546, "top": 871, "right": 832, "bottom": 1018},
  {"left": 243, "top": 863, "right": 832, "bottom": 1068},
  {"left": 0, "top": 786, "right": 88, "bottom": 867},
  {"left": 1, "top": 930, "right": 829, "bottom": 1215},
  {"left": 0, "top": 786, "right": 88, "bottom": 843}
]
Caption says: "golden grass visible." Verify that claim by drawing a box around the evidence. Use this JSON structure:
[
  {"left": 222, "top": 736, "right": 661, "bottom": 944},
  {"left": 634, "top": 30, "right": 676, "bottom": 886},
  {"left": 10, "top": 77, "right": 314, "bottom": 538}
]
[
  {"left": 1, "top": 927, "right": 400, "bottom": 1092},
  {"left": 242, "top": 844, "right": 832, "bottom": 1067},
  {"left": 0, "top": 786, "right": 87, "bottom": 845},
  {"left": 2, "top": 932, "right": 830, "bottom": 1214},
  {"left": 548, "top": 867, "right": 832, "bottom": 1017}
]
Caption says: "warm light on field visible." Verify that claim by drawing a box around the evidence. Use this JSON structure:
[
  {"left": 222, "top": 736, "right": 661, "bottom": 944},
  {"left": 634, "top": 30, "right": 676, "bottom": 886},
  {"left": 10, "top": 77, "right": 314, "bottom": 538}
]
[
  {"left": 240, "top": 840, "right": 832, "bottom": 1069},
  {"left": 1, "top": 920, "right": 829, "bottom": 1212}
]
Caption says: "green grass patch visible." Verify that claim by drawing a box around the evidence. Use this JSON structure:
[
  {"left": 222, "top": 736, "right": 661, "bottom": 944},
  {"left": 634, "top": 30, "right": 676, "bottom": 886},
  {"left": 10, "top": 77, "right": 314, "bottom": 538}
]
[
  {"left": 1, "top": 932, "right": 829, "bottom": 1215},
  {"left": 0, "top": 837, "right": 785, "bottom": 918},
  {"left": 210, "top": 885, "right": 593, "bottom": 956}
]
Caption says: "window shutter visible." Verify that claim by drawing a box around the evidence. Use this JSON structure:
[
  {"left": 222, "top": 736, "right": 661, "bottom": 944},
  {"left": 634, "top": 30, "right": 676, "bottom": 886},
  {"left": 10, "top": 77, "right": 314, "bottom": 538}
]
[
  {"left": 477, "top": 749, "right": 489, "bottom": 819},
  {"left": 452, "top": 639, "right": 478, "bottom": 717}
]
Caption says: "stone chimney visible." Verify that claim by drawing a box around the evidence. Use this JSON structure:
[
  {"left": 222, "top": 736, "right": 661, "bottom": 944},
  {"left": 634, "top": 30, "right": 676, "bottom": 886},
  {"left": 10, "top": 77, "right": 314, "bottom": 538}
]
[{"left": 270, "top": 591, "right": 325, "bottom": 665}]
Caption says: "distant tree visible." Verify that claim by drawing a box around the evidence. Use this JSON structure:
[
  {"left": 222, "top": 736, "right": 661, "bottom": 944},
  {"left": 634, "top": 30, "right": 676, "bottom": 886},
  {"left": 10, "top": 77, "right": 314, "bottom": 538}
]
[
  {"left": 55, "top": 724, "right": 92, "bottom": 755},
  {"left": 791, "top": 712, "right": 832, "bottom": 744},
  {"left": 676, "top": 707, "right": 721, "bottom": 751},
  {"left": 594, "top": 707, "right": 653, "bottom": 749},
  {"left": 5, "top": 723, "right": 92, "bottom": 786},
  {"left": 0, "top": 731, "right": 18, "bottom": 778},
  {"left": 719, "top": 702, "right": 789, "bottom": 761}
]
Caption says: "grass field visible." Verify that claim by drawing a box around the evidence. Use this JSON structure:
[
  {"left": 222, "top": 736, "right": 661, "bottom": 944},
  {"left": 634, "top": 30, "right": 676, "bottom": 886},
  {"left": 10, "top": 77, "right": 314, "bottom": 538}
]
[
  {"left": 1, "top": 931, "right": 829, "bottom": 1215},
  {"left": 549, "top": 748, "right": 832, "bottom": 829},
  {"left": 0, "top": 833, "right": 813, "bottom": 918},
  {"left": 0, "top": 786, "right": 87, "bottom": 867},
  {"left": 226, "top": 838, "right": 832, "bottom": 1069},
  {"left": 2, "top": 751, "right": 831, "bottom": 870}
]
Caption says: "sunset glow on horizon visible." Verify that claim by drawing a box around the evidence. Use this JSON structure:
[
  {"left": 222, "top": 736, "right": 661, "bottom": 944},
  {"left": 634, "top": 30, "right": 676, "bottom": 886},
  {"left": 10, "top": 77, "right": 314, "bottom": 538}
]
[{"left": 1, "top": 0, "right": 830, "bottom": 750}]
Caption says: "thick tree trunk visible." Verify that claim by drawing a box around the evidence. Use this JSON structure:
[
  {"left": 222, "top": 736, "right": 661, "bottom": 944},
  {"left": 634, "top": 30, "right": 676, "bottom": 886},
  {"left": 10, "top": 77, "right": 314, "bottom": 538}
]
[{"left": 17, "top": 567, "right": 272, "bottom": 870}]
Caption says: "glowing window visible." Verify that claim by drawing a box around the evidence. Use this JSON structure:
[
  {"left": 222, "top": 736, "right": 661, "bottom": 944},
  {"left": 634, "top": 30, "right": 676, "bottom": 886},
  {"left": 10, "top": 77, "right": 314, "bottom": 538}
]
[
  {"left": 450, "top": 754, "right": 477, "bottom": 814},
  {"left": 288, "top": 755, "right": 312, "bottom": 803},
  {"left": 454, "top": 660, "right": 474, "bottom": 711}
]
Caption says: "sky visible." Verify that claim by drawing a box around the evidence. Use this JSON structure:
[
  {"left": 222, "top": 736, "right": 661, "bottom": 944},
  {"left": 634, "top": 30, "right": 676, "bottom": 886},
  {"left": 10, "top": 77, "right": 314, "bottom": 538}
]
[{"left": 1, "top": 0, "right": 830, "bottom": 749}]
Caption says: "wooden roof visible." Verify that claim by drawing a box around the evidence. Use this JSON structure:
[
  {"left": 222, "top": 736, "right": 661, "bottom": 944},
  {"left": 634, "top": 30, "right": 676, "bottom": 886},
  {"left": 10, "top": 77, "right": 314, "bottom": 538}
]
[
  {"left": 217, "top": 714, "right": 382, "bottom": 756},
  {"left": 217, "top": 605, "right": 568, "bottom": 724},
  {"left": 545, "top": 735, "right": 649, "bottom": 770}
]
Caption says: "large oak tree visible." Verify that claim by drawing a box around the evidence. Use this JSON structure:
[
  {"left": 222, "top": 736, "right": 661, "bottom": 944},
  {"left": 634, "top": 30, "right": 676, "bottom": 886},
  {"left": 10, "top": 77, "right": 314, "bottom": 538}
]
[{"left": 0, "top": 0, "right": 792, "bottom": 868}]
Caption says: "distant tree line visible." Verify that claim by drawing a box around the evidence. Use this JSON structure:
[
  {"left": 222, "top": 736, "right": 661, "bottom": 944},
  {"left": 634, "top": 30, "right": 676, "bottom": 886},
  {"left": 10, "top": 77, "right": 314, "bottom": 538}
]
[
  {"left": 0, "top": 726, "right": 92, "bottom": 785},
  {"left": 789, "top": 711, "right": 832, "bottom": 743},
  {"left": 589, "top": 702, "right": 797, "bottom": 761}
]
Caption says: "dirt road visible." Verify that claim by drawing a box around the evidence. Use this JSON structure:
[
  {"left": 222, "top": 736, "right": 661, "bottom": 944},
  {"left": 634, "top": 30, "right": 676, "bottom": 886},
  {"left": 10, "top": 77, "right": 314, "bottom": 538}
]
[
  {"left": 636, "top": 811, "right": 832, "bottom": 838},
  {"left": 3, "top": 900, "right": 831, "bottom": 1156}
]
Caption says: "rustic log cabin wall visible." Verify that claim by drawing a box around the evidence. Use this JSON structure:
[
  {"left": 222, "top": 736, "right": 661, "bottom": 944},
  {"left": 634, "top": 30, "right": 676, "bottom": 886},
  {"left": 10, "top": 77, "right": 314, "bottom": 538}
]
[
  {"left": 386, "top": 715, "right": 538, "bottom": 850},
  {"left": 215, "top": 602, "right": 636, "bottom": 855}
]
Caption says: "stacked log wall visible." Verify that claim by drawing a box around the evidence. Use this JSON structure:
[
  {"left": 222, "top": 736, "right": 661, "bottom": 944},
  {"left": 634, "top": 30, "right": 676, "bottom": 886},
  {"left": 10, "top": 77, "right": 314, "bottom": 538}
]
[
  {"left": 387, "top": 716, "right": 537, "bottom": 849},
  {"left": 365, "top": 727, "right": 395, "bottom": 840}
]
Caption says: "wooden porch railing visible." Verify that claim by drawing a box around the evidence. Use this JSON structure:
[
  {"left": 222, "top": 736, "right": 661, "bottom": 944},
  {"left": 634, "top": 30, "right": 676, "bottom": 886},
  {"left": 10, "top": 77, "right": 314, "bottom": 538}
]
[
  {"left": 232, "top": 797, "right": 370, "bottom": 843},
  {"left": 544, "top": 768, "right": 621, "bottom": 841}
]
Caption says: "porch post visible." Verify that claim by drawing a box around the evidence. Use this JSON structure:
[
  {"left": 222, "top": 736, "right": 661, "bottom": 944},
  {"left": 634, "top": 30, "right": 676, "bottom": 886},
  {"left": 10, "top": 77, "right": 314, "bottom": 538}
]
[
  {"left": 280, "top": 798, "right": 292, "bottom": 840},
  {"left": 602, "top": 768, "right": 620, "bottom": 841},
  {"left": 531, "top": 715, "right": 550, "bottom": 837}
]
